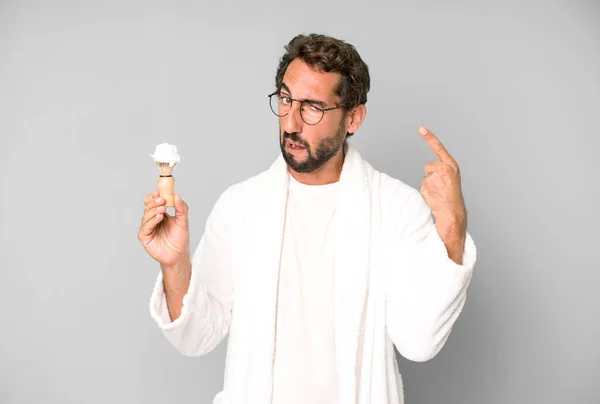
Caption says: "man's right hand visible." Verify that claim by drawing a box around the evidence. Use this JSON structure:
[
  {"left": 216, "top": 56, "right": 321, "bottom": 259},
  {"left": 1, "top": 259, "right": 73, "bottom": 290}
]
[{"left": 138, "top": 191, "right": 191, "bottom": 269}]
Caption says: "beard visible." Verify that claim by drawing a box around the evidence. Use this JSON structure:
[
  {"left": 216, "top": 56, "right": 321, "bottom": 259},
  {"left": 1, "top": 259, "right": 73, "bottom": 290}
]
[{"left": 279, "top": 120, "right": 347, "bottom": 173}]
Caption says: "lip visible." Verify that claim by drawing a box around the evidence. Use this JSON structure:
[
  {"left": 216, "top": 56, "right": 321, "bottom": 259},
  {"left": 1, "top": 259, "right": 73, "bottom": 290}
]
[{"left": 285, "top": 140, "right": 306, "bottom": 152}]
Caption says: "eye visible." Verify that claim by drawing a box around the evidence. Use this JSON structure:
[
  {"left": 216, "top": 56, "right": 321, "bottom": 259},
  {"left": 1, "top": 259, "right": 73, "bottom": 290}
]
[
  {"left": 305, "top": 103, "right": 322, "bottom": 112},
  {"left": 280, "top": 96, "right": 292, "bottom": 105}
]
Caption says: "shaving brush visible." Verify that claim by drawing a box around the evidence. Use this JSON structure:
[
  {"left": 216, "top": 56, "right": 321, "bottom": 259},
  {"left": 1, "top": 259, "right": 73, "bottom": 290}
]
[{"left": 150, "top": 143, "right": 181, "bottom": 207}]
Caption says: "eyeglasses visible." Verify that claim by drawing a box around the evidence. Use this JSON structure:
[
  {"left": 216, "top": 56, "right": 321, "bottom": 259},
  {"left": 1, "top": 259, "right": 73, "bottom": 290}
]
[{"left": 268, "top": 91, "right": 347, "bottom": 126}]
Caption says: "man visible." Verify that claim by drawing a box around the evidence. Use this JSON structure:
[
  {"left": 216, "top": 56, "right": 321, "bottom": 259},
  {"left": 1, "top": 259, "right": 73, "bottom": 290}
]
[{"left": 138, "top": 33, "right": 477, "bottom": 404}]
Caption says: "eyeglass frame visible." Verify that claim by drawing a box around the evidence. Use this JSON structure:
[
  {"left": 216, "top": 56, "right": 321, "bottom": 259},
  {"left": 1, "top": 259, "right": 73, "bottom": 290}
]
[{"left": 267, "top": 90, "right": 349, "bottom": 126}]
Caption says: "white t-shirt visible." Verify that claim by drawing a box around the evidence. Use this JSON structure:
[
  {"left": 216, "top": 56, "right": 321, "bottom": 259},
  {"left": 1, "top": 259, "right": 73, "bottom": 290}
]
[{"left": 271, "top": 173, "right": 340, "bottom": 404}]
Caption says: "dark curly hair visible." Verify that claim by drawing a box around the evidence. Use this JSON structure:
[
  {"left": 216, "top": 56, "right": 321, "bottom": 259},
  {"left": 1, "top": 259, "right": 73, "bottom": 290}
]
[{"left": 274, "top": 33, "right": 370, "bottom": 136}]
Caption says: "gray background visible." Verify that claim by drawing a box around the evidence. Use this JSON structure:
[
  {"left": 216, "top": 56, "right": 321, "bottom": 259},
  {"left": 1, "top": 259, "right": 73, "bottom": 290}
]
[{"left": 1, "top": 0, "right": 599, "bottom": 403}]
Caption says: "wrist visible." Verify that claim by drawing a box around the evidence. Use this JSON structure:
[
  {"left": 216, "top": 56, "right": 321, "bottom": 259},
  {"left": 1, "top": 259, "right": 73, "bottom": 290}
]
[
  {"left": 161, "top": 254, "right": 191, "bottom": 273},
  {"left": 161, "top": 257, "right": 191, "bottom": 296},
  {"left": 436, "top": 209, "right": 466, "bottom": 230},
  {"left": 435, "top": 219, "right": 466, "bottom": 265}
]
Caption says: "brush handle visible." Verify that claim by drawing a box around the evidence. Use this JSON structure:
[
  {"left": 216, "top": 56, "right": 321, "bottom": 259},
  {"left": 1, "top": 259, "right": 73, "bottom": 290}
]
[{"left": 158, "top": 176, "right": 175, "bottom": 207}]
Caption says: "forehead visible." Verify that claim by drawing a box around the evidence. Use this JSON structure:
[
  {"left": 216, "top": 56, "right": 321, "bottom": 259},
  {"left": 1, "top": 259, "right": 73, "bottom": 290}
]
[{"left": 281, "top": 58, "right": 341, "bottom": 101}]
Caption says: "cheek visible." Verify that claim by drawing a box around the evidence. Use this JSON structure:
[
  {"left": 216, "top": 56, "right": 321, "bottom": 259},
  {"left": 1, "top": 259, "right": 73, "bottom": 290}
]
[{"left": 311, "top": 122, "right": 339, "bottom": 143}]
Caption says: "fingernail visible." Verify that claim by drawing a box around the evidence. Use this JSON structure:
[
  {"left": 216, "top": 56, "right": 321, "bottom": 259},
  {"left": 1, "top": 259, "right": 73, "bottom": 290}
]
[{"left": 419, "top": 127, "right": 427, "bottom": 135}]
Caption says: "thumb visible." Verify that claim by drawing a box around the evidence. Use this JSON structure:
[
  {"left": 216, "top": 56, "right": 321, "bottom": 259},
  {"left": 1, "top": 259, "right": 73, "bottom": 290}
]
[{"left": 174, "top": 194, "right": 188, "bottom": 224}]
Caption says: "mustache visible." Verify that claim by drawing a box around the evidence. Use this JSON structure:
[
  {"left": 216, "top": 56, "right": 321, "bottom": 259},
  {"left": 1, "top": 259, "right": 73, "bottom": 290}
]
[{"left": 283, "top": 131, "right": 308, "bottom": 147}]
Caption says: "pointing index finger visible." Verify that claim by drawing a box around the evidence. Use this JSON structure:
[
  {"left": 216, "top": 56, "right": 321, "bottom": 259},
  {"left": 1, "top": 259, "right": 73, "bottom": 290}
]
[{"left": 419, "top": 126, "right": 454, "bottom": 164}]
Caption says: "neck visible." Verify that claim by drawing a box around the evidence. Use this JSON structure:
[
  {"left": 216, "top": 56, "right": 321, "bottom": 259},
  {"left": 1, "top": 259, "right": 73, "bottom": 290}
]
[{"left": 288, "top": 143, "right": 346, "bottom": 185}]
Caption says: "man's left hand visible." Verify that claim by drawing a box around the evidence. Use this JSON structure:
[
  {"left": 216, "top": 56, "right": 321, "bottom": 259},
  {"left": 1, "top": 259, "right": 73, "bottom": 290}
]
[{"left": 418, "top": 126, "right": 467, "bottom": 262}]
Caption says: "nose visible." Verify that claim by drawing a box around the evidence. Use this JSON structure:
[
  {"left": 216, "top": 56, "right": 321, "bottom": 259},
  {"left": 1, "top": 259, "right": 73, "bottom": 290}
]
[{"left": 281, "top": 101, "right": 303, "bottom": 134}]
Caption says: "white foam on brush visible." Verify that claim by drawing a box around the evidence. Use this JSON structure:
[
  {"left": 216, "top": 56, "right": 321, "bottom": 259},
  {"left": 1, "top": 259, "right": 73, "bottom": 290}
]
[{"left": 151, "top": 143, "right": 180, "bottom": 167}]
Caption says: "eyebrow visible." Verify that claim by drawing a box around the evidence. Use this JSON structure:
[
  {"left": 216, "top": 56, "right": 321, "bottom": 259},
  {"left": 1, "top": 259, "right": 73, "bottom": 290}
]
[{"left": 279, "top": 82, "right": 328, "bottom": 108}]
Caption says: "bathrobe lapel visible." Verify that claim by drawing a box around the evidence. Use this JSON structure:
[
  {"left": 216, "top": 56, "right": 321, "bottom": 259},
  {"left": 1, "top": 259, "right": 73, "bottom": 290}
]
[
  {"left": 243, "top": 154, "right": 289, "bottom": 402},
  {"left": 243, "top": 143, "right": 371, "bottom": 403},
  {"left": 333, "top": 143, "right": 372, "bottom": 403}
]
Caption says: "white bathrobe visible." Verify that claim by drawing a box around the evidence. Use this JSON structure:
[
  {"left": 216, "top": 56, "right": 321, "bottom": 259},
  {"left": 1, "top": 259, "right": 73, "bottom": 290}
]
[{"left": 149, "top": 142, "right": 477, "bottom": 404}]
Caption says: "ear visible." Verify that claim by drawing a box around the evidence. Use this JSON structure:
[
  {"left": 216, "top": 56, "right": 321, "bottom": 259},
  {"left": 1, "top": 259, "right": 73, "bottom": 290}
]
[{"left": 345, "top": 104, "right": 367, "bottom": 134}]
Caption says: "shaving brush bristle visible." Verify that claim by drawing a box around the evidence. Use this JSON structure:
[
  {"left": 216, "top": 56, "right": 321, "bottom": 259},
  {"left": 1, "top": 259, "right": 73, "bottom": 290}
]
[{"left": 156, "top": 161, "right": 177, "bottom": 176}]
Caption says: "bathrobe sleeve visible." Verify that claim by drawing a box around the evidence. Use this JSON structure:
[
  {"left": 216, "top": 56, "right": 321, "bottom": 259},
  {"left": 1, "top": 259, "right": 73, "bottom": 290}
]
[
  {"left": 148, "top": 185, "right": 236, "bottom": 357},
  {"left": 386, "top": 189, "right": 477, "bottom": 362}
]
